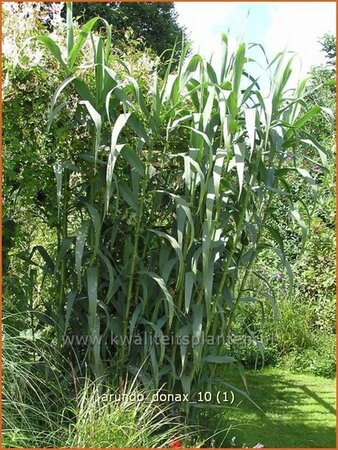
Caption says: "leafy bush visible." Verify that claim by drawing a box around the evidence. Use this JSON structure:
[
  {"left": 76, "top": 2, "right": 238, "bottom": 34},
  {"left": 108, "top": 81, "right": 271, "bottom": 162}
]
[
  {"left": 294, "top": 206, "right": 335, "bottom": 319},
  {"left": 233, "top": 295, "right": 335, "bottom": 377},
  {"left": 278, "top": 334, "right": 336, "bottom": 378},
  {"left": 233, "top": 298, "right": 313, "bottom": 368},
  {"left": 272, "top": 298, "right": 314, "bottom": 353}
]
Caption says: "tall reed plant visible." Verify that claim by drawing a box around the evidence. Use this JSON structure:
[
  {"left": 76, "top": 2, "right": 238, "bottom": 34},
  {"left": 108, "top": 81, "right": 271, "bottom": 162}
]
[{"left": 35, "top": 3, "right": 327, "bottom": 400}]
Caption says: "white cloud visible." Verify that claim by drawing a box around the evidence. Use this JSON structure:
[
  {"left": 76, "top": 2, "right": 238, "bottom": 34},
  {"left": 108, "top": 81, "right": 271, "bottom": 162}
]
[
  {"left": 264, "top": 2, "right": 336, "bottom": 77},
  {"left": 174, "top": 2, "right": 336, "bottom": 90},
  {"left": 175, "top": 2, "right": 239, "bottom": 58}
]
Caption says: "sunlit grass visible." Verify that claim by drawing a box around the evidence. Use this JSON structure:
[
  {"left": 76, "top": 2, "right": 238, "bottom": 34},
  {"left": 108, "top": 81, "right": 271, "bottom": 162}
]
[{"left": 200, "top": 368, "right": 336, "bottom": 448}]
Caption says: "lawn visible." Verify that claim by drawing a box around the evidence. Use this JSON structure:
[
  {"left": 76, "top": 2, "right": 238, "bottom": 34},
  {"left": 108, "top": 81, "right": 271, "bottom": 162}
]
[{"left": 201, "top": 368, "right": 336, "bottom": 448}]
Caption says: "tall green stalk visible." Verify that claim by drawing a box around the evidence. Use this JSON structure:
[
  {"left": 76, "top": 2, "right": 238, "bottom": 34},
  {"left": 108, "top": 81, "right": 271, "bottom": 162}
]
[{"left": 36, "top": 3, "right": 326, "bottom": 401}]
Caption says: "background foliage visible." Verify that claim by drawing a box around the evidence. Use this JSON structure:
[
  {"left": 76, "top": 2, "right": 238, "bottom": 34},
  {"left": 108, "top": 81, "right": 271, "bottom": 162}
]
[{"left": 69, "top": 1, "right": 186, "bottom": 66}]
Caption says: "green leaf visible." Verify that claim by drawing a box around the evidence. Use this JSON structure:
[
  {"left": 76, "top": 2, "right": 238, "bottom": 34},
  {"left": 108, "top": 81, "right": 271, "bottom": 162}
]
[
  {"left": 210, "top": 379, "right": 262, "bottom": 411},
  {"left": 234, "top": 142, "right": 245, "bottom": 198},
  {"left": 86, "top": 266, "right": 98, "bottom": 321},
  {"left": 119, "top": 182, "right": 139, "bottom": 212},
  {"left": 184, "top": 271, "right": 194, "bottom": 314},
  {"left": 202, "top": 86, "right": 216, "bottom": 130},
  {"left": 213, "top": 148, "right": 226, "bottom": 201},
  {"left": 36, "top": 36, "right": 67, "bottom": 70},
  {"left": 74, "top": 79, "right": 95, "bottom": 105},
  {"left": 95, "top": 37, "right": 105, "bottom": 106},
  {"left": 227, "top": 90, "right": 238, "bottom": 117},
  {"left": 157, "top": 190, "right": 195, "bottom": 250},
  {"left": 206, "top": 62, "right": 218, "bottom": 83},
  {"left": 296, "top": 168, "right": 316, "bottom": 188},
  {"left": 29, "top": 246, "right": 54, "bottom": 272},
  {"left": 233, "top": 43, "right": 245, "bottom": 94},
  {"left": 121, "top": 145, "right": 145, "bottom": 177},
  {"left": 126, "top": 76, "right": 150, "bottom": 117},
  {"left": 301, "top": 138, "right": 328, "bottom": 167},
  {"left": 105, "top": 113, "right": 131, "bottom": 212},
  {"left": 68, "top": 17, "right": 99, "bottom": 69},
  {"left": 293, "top": 105, "right": 321, "bottom": 129},
  {"left": 266, "top": 225, "right": 285, "bottom": 263},
  {"left": 55, "top": 237, "right": 73, "bottom": 269},
  {"left": 66, "top": 2, "right": 74, "bottom": 60},
  {"left": 286, "top": 105, "right": 321, "bottom": 140},
  {"left": 104, "top": 23, "right": 112, "bottom": 61},
  {"left": 141, "top": 318, "right": 166, "bottom": 365},
  {"left": 31, "top": 312, "right": 54, "bottom": 327},
  {"left": 290, "top": 209, "right": 308, "bottom": 247},
  {"left": 97, "top": 249, "right": 115, "bottom": 302},
  {"left": 128, "top": 113, "right": 149, "bottom": 143},
  {"left": 220, "top": 33, "right": 229, "bottom": 82},
  {"left": 53, "top": 162, "right": 63, "bottom": 219},
  {"left": 181, "top": 126, "right": 212, "bottom": 148},
  {"left": 80, "top": 100, "right": 101, "bottom": 131},
  {"left": 275, "top": 249, "right": 294, "bottom": 293},
  {"left": 64, "top": 290, "right": 77, "bottom": 332},
  {"left": 48, "top": 75, "right": 76, "bottom": 129},
  {"left": 192, "top": 303, "right": 203, "bottom": 367},
  {"left": 178, "top": 324, "right": 191, "bottom": 375},
  {"left": 181, "top": 375, "right": 191, "bottom": 397},
  {"left": 47, "top": 102, "right": 67, "bottom": 132},
  {"left": 86, "top": 266, "right": 103, "bottom": 378},
  {"left": 129, "top": 304, "right": 142, "bottom": 340},
  {"left": 151, "top": 230, "right": 184, "bottom": 288},
  {"left": 75, "top": 220, "right": 90, "bottom": 287},
  {"left": 221, "top": 81, "right": 232, "bottom": 90},
  {"left": 84, "top": 202, "right": 102, "bottom": 256},
  {"left": 140, "top": 271, "right": 175, "bottom": 329},
  {"left": 183, "top": 54, "right": 203, "bottom": 86},
  {"left": 80, "top": 101, "right": 102, "bottom": 163},
  {"left": 245, "top": 108, "right": 256, "bottom": 156}
]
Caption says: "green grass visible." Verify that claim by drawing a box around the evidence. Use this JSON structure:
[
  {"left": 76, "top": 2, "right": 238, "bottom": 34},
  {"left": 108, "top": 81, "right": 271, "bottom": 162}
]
[
  {"left": 67, "top": 380, "right": 198, "bottom": 448},
  {"left": 201, "top": 368, "right": 336, "bottom": 448}
]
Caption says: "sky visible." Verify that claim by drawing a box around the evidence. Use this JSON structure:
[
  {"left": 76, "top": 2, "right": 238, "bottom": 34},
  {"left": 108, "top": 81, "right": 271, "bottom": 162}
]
[{"left": 175, "top": 2, "right": 336, "bottom": 87}]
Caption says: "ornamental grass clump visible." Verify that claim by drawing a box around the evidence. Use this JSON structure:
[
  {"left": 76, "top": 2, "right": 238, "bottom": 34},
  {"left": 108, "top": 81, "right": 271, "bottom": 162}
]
[
  {"left": 2, "top": 316, "right": 71, "bottom": 447},
  {"left": 35, "top": 3, "right": 327, "bottom": 401},
  {"left": 67, "top": 379, "right": 195, "bottom": 448}
]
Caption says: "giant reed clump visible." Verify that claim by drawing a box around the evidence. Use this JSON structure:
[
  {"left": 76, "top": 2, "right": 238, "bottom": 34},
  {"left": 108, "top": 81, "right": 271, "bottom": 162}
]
[{"left": 35, "top": 3, "right": 328, "bottom": 401}]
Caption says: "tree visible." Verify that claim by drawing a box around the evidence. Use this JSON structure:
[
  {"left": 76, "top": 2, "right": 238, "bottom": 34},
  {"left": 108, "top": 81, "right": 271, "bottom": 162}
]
[
  {"left": 306, "top": 34, "right": 336, "bottom": 145},
  {"left": 69, "top": 2, "right": 186, "bottom": 63},
  {"left": 319, "top": 33, "right": 336, "bottom": 69}
]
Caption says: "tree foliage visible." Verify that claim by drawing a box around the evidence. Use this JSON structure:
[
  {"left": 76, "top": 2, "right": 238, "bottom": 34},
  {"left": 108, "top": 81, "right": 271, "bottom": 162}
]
[{"left": 69, "top": 2, "right": 186, "bottom": 63}]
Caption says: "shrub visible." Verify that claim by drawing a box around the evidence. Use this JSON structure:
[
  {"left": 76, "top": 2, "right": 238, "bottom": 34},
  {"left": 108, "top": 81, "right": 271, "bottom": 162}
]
[
  {"left": 232, "top": 298, "right": 314, "bottom": 368},
  {"left": 278, "top": 334, "right": 336, "bottom": 378},
  {"left": 232, "top": 295, "right": 335, "bottom": 377}
]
